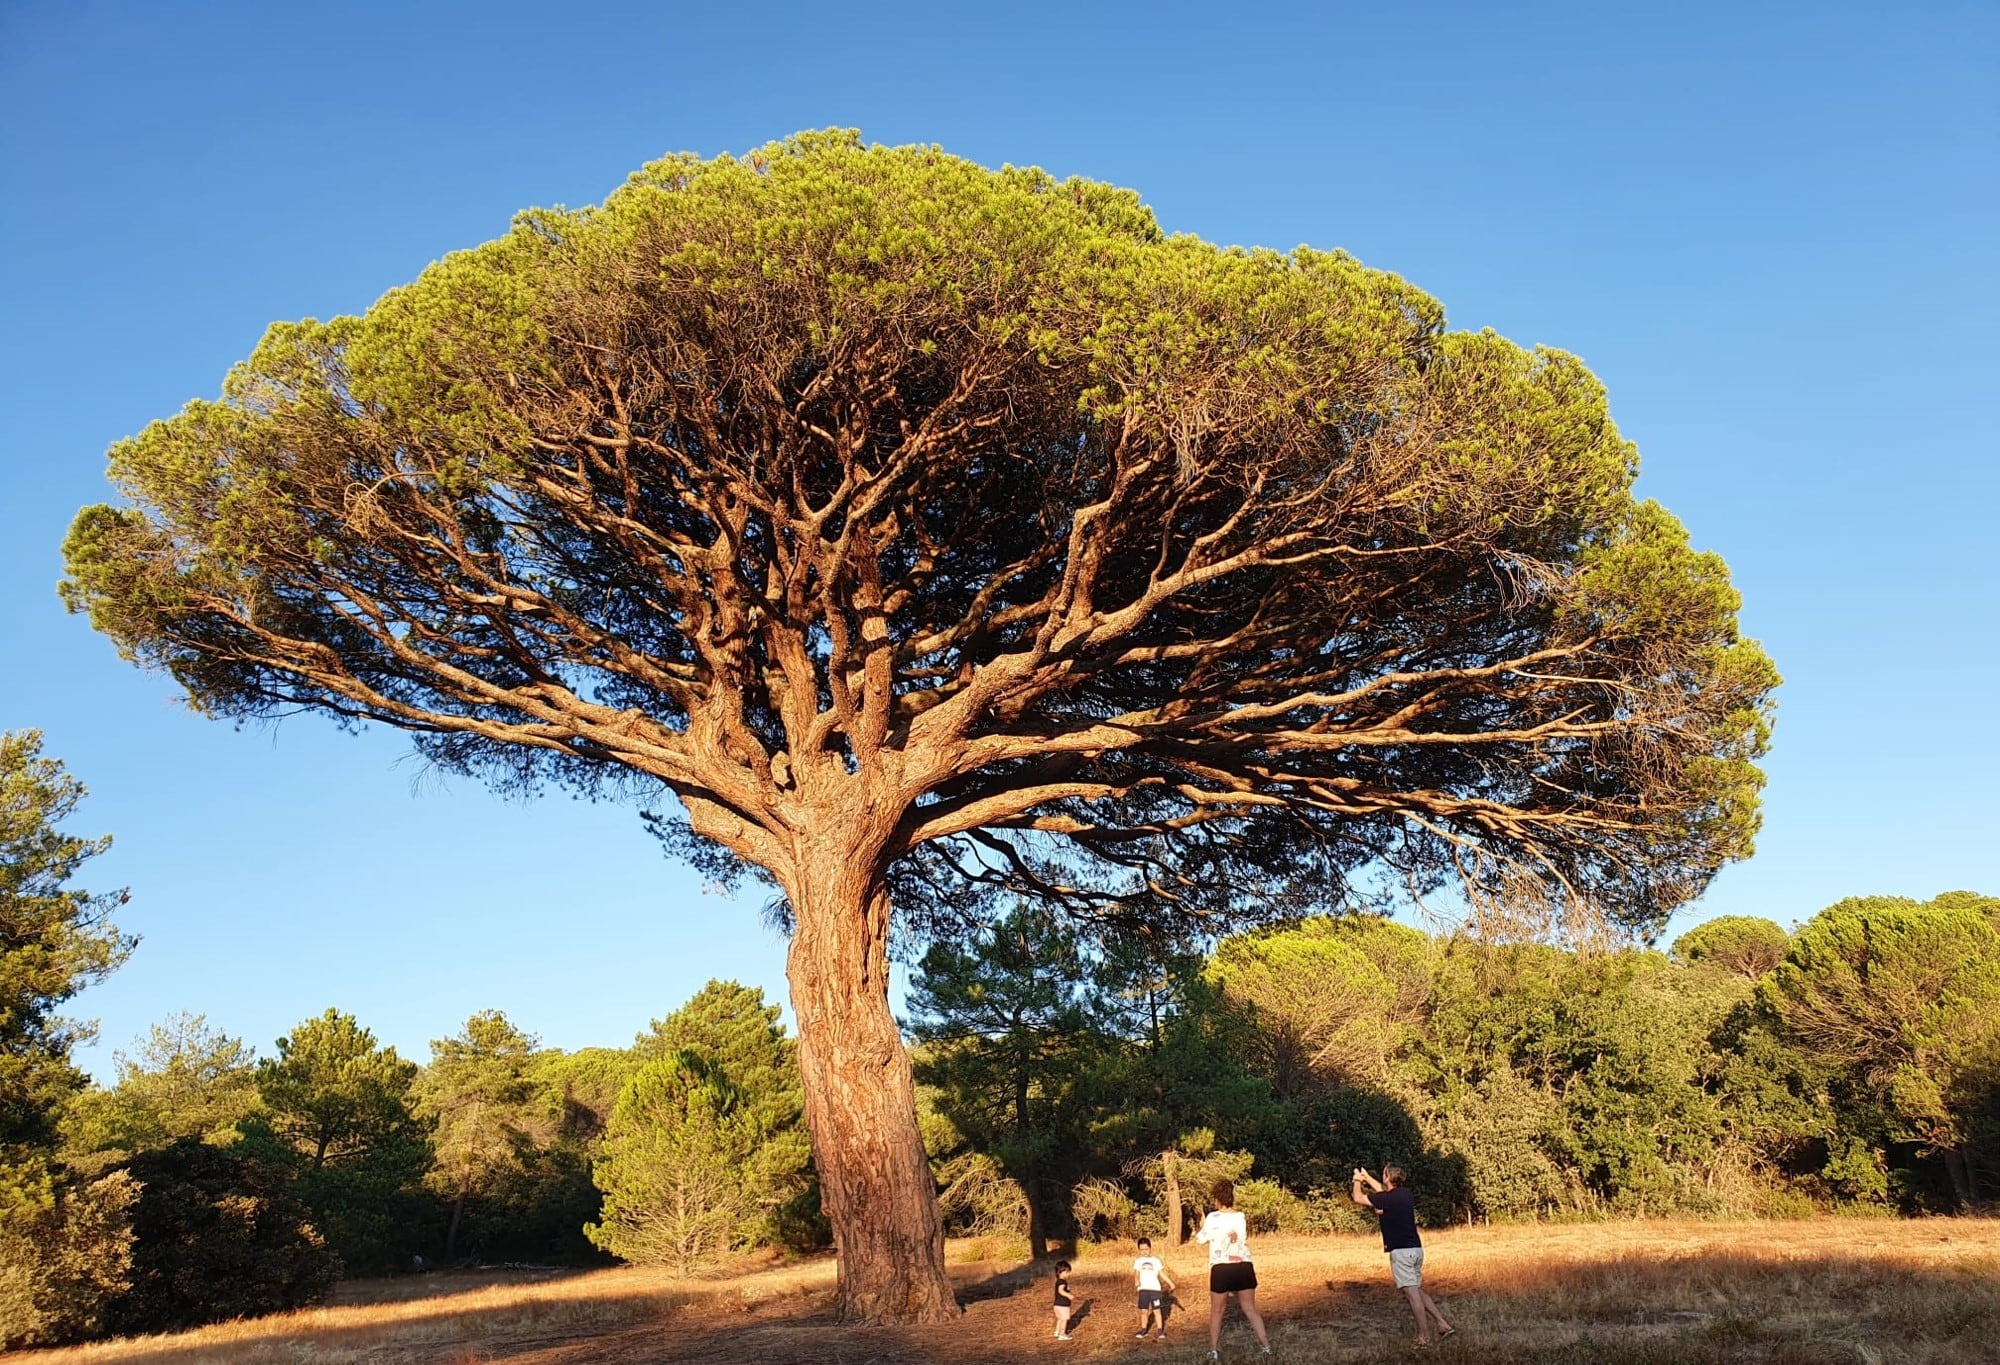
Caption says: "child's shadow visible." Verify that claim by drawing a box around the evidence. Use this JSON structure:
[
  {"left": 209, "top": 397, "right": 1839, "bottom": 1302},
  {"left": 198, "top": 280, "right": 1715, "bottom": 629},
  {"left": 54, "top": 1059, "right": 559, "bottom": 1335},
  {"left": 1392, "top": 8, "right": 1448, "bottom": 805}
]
[{"left": 1068, "top": 1297, "right": 1095, "bottom": 1332}]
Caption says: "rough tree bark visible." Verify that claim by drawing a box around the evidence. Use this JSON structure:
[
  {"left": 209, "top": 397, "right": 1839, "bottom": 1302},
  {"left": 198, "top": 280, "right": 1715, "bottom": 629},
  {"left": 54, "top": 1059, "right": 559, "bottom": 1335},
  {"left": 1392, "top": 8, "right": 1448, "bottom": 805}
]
[{"left": 784, "top": 853, "right": 956, "bottom": 1323}]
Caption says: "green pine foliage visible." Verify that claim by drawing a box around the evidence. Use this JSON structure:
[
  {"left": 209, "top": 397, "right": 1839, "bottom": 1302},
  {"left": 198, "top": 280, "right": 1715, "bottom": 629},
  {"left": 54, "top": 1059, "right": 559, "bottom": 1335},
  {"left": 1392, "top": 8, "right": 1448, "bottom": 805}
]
[
  {"left": 634, "top": 980, "right": 820, "bottom": 1250},
  {"left": 245, "top": 1009, "right": 433, "bottom": 1274},
  {"left": 1, "top": 732, "right": 130, "bottom": 1164},
  {"left": 1761, "top": 894, "right": 2000, "bottom": 1206},
  {"left": 585, "top": 1051, "right": 765, "bottom": 1273},
  {"left": 62, "top": 1013, "right": 260, "bottom": 1160},
  {"left": 0, "top": 733, "right": 135, "bottom": 1348},
  {"left": 411, "top": 1010, "right": 539, "bottom": 1263},
  {"left": 1672, "top": 916, "right": 1792, "bottom": 980},
  {"left": 107, "top": 1139, "right": 337, "bottom": 1334},
  {"left": 588, "top": 982, "right": 819, "bottom": 1271},
  {"left": 907, "top": 907, "right": 1113, "bottom": 1251}
]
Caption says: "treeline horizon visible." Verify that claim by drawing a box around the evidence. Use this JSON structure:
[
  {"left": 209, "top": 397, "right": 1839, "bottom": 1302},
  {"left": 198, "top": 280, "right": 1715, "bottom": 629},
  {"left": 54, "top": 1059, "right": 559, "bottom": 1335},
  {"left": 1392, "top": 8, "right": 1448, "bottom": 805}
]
[{"left": 14, "top": 887, "right": 1994, "bottom": 1347}]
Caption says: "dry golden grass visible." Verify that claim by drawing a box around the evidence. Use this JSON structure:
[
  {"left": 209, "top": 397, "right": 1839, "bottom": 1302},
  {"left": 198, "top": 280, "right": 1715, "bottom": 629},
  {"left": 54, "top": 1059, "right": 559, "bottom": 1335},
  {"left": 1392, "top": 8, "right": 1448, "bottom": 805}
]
[{"left": 9, "top": 1219, "right": 1998, "bottom": 1364}]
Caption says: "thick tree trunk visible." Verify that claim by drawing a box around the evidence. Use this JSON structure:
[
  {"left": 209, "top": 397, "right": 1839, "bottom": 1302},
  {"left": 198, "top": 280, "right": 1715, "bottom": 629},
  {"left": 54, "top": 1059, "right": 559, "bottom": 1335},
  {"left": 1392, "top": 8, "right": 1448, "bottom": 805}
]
[
  {"left": 1163, "top": 1149, "right": 1183, "bottom": 1246},
  {"left": 1015, "top": 1049, "right": 1049, "bottom": 1259},
  {"left": 444, "top": 1173, "right": 469, "bottom": 1263},
  {"left": 786, "top": 859, "right": 958, "bottom": 1323},
  {"left": 1941, "top": 1146, "right": 1976, "bottom": 1208},
  {"left": 1024, "top": 1168, "right": 1049, "bottom": 1260}
]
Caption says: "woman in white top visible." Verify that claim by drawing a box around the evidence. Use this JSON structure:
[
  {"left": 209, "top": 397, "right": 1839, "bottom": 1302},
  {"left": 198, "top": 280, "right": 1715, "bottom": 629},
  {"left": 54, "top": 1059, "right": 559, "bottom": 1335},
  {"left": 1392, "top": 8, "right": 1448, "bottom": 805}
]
[{"left": 1193, "top": 1179, "right": 1271, "bottom": 1359}]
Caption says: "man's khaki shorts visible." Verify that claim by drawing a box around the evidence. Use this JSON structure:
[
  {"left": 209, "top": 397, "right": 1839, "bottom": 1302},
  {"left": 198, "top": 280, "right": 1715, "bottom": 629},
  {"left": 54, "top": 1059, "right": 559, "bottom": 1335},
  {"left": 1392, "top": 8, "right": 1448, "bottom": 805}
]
[{"left": 1388, "top": 1247, "right": 1425, "bottom": 1288}]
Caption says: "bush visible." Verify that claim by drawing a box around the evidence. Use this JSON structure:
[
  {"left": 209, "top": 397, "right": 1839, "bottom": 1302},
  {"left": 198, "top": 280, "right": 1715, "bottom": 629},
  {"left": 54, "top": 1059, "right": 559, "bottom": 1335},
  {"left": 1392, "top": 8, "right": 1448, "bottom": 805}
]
[
  {"left": 935, "top": 1150, "right": 1028, "bottom": 1238},
  {"left": 0, "top": 1167, "right": 135, "bottom": 1348},
  {"left": 1233, "top": 1177, "right": 1300, "bottom": 1234},
  {"left": 1071, "top": 1176, "right": 1137, "bottom": 1241},
  {"left": 1295, "top": 1186, "right": 1377, "bottom": 1236},
  {"left": 1436, "top": 1069, "right": 1572, "bottom": 1220},
  {"left": 109, "top": 1139, "right": 337, "bottom": 1335}
]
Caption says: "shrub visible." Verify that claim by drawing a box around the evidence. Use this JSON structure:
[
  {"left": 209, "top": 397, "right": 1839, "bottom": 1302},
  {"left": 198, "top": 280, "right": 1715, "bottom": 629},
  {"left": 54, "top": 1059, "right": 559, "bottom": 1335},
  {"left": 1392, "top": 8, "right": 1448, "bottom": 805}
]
[
  {"left": 108, "top": 1139, "right": 337, "bottom": 1334},
  {"left": 0, "top": 1167, "right": 135, "bottom": 1348},
  {"left": 935, "top": 1150, "right": 1028, "bottom": 1238},
  {"left": 1233, "top": 1177, "right": 1300, "bottom": 1233},
  {"left": 1071, "top": 1176, "right": 1136, "bottom": 1241}
]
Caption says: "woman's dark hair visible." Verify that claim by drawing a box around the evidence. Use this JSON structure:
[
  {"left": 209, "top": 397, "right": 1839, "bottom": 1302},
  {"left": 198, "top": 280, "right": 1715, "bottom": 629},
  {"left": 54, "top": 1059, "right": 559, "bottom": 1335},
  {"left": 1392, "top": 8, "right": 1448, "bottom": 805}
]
[{"left": 1211, "top": 1179, "right": 1236, "bottom": 1208}]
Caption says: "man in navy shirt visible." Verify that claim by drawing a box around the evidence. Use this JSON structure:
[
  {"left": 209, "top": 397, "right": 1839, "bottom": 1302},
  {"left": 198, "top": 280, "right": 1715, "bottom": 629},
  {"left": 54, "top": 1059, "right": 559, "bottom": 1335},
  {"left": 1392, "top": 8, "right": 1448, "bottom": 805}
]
[{"left": 1352, "top": 1165, "right": 1455, "bottom": 1348}]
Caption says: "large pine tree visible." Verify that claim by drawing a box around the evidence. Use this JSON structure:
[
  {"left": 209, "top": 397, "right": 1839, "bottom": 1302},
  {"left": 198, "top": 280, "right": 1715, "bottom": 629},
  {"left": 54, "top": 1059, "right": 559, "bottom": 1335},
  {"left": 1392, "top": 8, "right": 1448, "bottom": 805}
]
[{"left": 62, "top": 132, "right": 1776, "bottom": 1319}]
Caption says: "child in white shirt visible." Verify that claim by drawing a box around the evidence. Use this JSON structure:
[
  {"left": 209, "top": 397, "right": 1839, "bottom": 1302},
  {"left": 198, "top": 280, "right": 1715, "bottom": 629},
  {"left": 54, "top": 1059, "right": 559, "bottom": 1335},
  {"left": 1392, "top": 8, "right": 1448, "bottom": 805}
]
[{"left": 1132, "top": 1236, "right": 1176, "bottom": 1339}]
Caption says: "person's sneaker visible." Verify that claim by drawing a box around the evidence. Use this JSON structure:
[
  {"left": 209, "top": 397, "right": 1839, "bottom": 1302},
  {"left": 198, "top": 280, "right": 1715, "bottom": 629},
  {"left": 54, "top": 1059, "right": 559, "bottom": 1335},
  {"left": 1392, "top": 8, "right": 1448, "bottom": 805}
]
[{"left": 1136, "top": 1330, "right": 1150, "bottom": 1338}]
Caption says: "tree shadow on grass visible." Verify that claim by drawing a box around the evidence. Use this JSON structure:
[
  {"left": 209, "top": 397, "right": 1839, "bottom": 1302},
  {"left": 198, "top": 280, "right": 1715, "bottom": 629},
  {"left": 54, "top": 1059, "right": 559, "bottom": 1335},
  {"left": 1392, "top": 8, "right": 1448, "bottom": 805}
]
[
  {"left": 953, "top": 1260, "right": 1040, "bottom": 1304},
  {"left": 330, "top": 1266, "right": 595, "bottom": 1308}
]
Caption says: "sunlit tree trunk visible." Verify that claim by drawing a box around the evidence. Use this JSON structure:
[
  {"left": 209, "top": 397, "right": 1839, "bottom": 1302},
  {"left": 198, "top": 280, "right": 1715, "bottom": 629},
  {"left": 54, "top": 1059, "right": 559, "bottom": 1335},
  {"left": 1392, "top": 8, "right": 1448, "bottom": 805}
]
[{"left": 785, "top": 855, "right": 957, "bottom": 1323}]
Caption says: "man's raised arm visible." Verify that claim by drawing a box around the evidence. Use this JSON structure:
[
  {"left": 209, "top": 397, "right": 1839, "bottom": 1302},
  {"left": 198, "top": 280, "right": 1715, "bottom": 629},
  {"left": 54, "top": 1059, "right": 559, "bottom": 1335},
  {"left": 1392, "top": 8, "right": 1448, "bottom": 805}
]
[{"left": 1351, "top": 1166, "right": 1383, "bottom": 1208}]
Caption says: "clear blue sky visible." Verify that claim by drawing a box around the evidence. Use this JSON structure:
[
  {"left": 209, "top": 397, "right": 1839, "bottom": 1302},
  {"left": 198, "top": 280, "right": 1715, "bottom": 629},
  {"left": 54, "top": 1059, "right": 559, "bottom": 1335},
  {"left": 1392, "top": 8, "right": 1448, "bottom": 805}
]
[{"left": 3, "top": 1, "right": 1994, "bottom": 1081}]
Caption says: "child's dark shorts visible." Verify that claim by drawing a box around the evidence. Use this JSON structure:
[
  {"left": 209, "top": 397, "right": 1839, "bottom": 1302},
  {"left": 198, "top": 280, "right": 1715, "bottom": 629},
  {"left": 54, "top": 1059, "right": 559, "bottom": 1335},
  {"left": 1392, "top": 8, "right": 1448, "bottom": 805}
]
[{"left": 1137, "top": 1289, "right": 1162, "bottom": 1310}]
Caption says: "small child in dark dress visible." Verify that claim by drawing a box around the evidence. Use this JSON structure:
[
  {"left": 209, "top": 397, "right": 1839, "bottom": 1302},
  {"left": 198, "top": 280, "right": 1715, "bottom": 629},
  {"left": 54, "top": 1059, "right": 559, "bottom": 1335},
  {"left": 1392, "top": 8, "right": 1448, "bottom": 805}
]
[{"left": 1052, "top": 1258, "right": 1074, "bottom": 1340}]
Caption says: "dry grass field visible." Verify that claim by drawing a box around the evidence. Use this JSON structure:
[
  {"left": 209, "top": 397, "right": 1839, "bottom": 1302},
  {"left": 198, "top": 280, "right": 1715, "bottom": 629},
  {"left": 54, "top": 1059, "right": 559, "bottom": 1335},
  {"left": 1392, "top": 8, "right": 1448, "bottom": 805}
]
[{"left": 10, "top": 1219, "right": 1999, "bottom": 1364}]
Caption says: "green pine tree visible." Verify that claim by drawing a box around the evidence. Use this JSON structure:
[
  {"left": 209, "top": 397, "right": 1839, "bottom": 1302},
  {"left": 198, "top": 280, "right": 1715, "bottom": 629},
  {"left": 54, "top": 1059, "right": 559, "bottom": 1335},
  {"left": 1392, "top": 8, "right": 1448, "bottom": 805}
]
[{"left": 247, "top": 1009, "right": 432, "bottom": 1273}]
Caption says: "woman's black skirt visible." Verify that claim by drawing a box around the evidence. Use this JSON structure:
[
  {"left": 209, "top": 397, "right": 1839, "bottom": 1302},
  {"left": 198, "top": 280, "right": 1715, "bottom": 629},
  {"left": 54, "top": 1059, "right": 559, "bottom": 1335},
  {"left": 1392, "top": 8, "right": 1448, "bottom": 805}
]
[{"left": 1209, "top": 1262, "right": 1258, "bottom": 1294}]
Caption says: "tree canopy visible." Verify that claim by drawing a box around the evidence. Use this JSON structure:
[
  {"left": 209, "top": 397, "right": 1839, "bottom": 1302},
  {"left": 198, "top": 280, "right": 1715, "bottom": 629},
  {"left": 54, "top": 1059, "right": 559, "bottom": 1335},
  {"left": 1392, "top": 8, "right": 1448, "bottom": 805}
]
[
  {"left": 586, "top": 1051, "right": 766, "bottom": 1274},
  {"left": 1672, "top": 916, "right": 1791, "bottom": 980},
  {"left": 1, "top": 731, "right": 131, "bottom": 1162},
  {"left": 907, "top": 907, "right": 1109, "bottom": 1256},
  {"left": 59, "top": 131, "right": 1777, "bottom": 1320},
  {"left": 64, "top": 1013, "right": 260, "bottom": 1158},
  {"left": 248, "top": 1009, "right": 430, "bottom": 1273},
  {"left": 62, "top": 130, "right": 1774, "bottom": 937},
  {"left": 1761, "top": 893, "right": 2000, "bottom": 1203},
  {"left": 412, "top": 1010, "right": 539, "bottom": 1262},
  {"left": 0, "top": 734, "right": 134, "bottom": 1350}
]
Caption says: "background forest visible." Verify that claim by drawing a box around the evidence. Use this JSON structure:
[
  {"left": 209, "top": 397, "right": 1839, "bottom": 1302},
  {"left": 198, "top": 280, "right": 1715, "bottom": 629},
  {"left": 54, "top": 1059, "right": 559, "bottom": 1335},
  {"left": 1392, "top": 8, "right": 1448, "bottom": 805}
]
[{"left": 7, "top": 728, "right": 1996, "bottom": 1346}]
